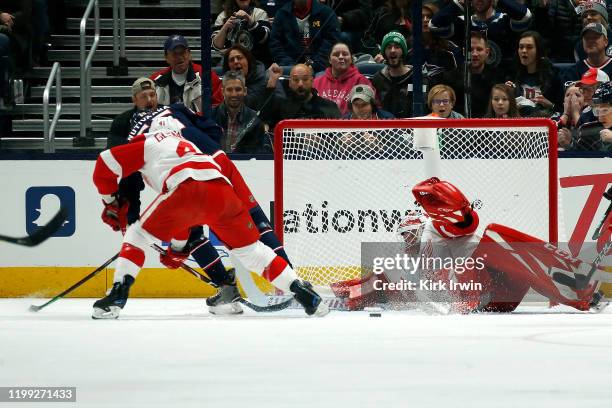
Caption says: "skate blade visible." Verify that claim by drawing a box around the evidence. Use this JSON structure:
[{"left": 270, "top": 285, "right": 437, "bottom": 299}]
[
  {"left": 92, "top": 306, "right": 121, "bottom": 319},
  {"left": 590, "top": 300, "right": 610, "bottom": 314},
  {"left": 312, "top": 301, "right": 330, "bottom": 317},
  {"left": 209, "top": 303, "right": 243, "bottom": 315}
]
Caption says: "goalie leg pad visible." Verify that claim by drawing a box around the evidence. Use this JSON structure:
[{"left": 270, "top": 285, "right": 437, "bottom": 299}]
[{"left": 480, "top": 223, "right": 600, "bottom": 311}]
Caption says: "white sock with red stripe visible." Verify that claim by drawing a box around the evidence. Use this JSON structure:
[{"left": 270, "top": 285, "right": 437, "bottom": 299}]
[
  {"left": 115, "top": 242, "right": 145, "bottom": 283},
  {"left": 262, "top": 256, "right": 297, "bottom": 293},
  {"left": 231, "top": 241, "right": 299, "bottom": 293}
]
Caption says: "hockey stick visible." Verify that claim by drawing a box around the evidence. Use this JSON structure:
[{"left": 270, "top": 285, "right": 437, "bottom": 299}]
[
  {"left": 151, "top": 243, "right": 293, "bottom": 312},
  {"left": 575, "top": 185, "right": 612, "bottom": 288},
  {"left": 553, "top": 186, "right": 612, "bottom": 290},
  {"left": 0, "top": 207, "right": 67, "bottom": 247},
  {"left": 592, "top": 186, "right": 612, "bottom": 240},
  {"left": 29, "top": 252, "right": 120, "bottom": 312}
]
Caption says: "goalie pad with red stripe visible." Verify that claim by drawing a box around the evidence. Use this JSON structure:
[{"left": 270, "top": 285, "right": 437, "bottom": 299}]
[{"left": 475, "top": 223, "right": 600, "bottom": 311}]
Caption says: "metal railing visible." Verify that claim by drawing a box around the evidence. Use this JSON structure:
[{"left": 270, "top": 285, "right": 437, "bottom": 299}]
[
  {"left": 43, "top": 62, "right": 62, "bottom": 153},
  {"left": 109, "top": 0, "right": 127, "bottom": 75},
  {"left": 79, "top": 0, "right": 100, "bottom": 140}
]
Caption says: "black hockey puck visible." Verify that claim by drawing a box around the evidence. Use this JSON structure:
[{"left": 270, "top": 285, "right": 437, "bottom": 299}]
[{"left": 369, "top": 313, "right": 382, "bottom": 317}]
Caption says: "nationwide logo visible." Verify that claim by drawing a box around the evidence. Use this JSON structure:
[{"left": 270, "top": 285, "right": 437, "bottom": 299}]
[{"left": 283, "top": 201, "right": 413, "bottom": 234}]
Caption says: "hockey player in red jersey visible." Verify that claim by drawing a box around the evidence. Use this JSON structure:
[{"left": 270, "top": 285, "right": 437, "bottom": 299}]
[
  {"left": 109, "top": 104, "right": 293, "bottom": 315},
  {"left": 335, "top": 177, "right": 609, "bottom": 313},
  {"left": 92, "top": 115, "right": 329, "bottom": 319}
]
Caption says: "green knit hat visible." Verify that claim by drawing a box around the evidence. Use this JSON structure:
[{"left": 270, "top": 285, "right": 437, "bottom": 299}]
[{"left": 381, "top": 31, "right": 408, "bottom": 57}]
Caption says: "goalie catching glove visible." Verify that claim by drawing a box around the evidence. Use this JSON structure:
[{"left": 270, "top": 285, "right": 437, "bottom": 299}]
[{"left": 101, "top": 197, "right": 129, "bottom": 232}]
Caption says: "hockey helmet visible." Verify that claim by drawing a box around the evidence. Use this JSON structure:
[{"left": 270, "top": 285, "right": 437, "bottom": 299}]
[
  {"left": 412, "top": 177, "right": 479, "bottom": 238},
  {"left": 397, "top": 210, "right": 428, "bottom": 248},
  {"left": 592, "top": 81, "right": 612, "bottom": 105},
  {"left": 149, "top": 115, "right": 184, "bottom": 135}
]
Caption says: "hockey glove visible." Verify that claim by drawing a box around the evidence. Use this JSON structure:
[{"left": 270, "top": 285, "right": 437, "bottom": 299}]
[
  {"left": 159, "top": 246, "right": 190, "bottom": 269},
  {"left": 101, "top": 198, "right": 129, "bottom": 232}
]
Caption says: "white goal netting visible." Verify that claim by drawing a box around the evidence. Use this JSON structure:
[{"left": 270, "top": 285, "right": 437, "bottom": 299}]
[{"left": 274, "top": 119, "right": 558, "bottom": 287}]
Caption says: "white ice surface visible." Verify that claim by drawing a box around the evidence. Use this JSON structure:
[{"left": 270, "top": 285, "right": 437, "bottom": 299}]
[{"left": 1, "top": 298, "right": 611, "bottom": 408}]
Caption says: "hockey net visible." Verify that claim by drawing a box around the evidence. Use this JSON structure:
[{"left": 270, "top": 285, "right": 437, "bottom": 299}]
[{"left": 273, "top": 119, "right": 558, "bottom": 289}]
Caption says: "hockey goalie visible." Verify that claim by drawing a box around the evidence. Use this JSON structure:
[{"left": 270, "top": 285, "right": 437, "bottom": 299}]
[{"left": 333, "top": 177, "right": 610, "bottom": 313}]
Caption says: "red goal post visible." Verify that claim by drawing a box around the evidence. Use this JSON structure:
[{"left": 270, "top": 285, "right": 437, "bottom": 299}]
[{"left": 274, "top": 118, "right": 558, "bottom": 287}]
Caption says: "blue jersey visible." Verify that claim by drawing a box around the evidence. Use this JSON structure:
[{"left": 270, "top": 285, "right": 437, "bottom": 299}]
[{"left": 128, "top": 104, "right": 224, "bottom": 154}]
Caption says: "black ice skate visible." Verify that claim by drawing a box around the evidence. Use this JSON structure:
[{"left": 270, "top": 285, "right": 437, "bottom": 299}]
[
  {"left": 92, "top": 275, "right": 135, "bottom": 319},
  {"left": 589, "top": 291, "right": 610, "bottom": 313},
  {"left": 206, "top": 269, "right": 243, "bottom": 315},
  {"left": 290, "top": 280, "right": 330, "bottom": 317}
]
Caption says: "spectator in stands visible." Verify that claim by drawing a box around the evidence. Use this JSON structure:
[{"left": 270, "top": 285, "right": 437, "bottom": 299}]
[
  {"left": 1, "top": 1, "right": 33, "bottom": 74},
  {"left": 212, "top": 0, "right": 272, "bottom": 65},
  {"left": 343, "top": 84, "right": 393, "bottom": 119},
  {"left": 108, "top": 78, "right": 159, "bottom": 147},
  {"left": 557, "top": 85, "right": 588, "bottom": 149},
  {"left": 362, "top": 0, "right": 412, "bottom": 56},
  {"left": 269, "top": 0, "right": 340, "bottom": 73},
  {"left": 506, "top": 31, "right": 563, "bottom": 118},
  {"left": 221, "top": 44, "right": 283, "bottom": 111},
  {"left": 371, "top": 4, "right": 461, "bottom": 78},
  {"left": 337, "top": 84, "right": 393, "bottom": 158},
  {"left": 150, "top": 34, "right": 223, "bottom": 113},
  {"left": 416, "top": 3, "right": 461, "bottom": 82},
  {"left": 260, "top": 0, "right": 291, "bottom": 21},
  {"left": 427, "top": 84, "right": 464, "bottom": 118},
  {"left": 485, "top": 83, "right": 521, "bottom": 118},
  {"left": 575, "top": 0, "right": 612, "bottom": 62},
  {"left": 571, "top": 23, "right": 612, "bottom": 79},
  {"left": 429, "top": 0, "right": 532, "bottom": 67},
  {"left": 105, "top": 77, "right": 155, "bottom": 224},
  {"left": 433, "top": 31, "right": 502, "bottom": 118},
  {"left": 261, "top": 63, "right": 341, "bottom": 128},
  {"left": 546, "top": 0, "right": 586, "bottom": 62},
  {"left": 570, "top": 82, "right": 612, "bottom": 151},
  {"left": 558, "top": 68, "right": 610, "bottom": 147},
  {"left": 321, "top": 0, "right": 372, "bottom": 53},
  {"left": 371, "top": 31, "right": 416, "bottom": 118},
  {"left": 577, "top": 67, "right": 610, "bottom": 105},
  {"left": 313, "top": 42, "right": 374, "bottom": 115},
  {"left": 210, "top": 71, "right": 271, "bottom": 153}
]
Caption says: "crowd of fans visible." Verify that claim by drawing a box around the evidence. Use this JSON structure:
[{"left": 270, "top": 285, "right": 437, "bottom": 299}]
[
  {"left": 3, "top": 0, "right": 612, "bottom": 153},
  {"left": 198, "top": 0, "right": 612, "bottom": 152}
]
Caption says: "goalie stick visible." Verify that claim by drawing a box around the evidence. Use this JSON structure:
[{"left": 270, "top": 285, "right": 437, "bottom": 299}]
[
  {"left": 576, "top": 185, "right": 612, "bottom": 289},
  {"left": 0, "top": 207, "right": 67, "bottom": 247},
  {"left": 592, "top": 186, "right": 612, "bottom": 240},
  {"left": 151, "top": 243, "right": 293, "bottom": 313},
  {"left": 29, "top": 252, "right": 120, "bottom": 312},
  {"left": 553, "top": 186, "right": 612, "bottom": 291}
]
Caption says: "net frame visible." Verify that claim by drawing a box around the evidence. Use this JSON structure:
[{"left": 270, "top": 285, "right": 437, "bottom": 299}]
[{"left": 273, "top": 118, "right": 558, "bottom": 285}]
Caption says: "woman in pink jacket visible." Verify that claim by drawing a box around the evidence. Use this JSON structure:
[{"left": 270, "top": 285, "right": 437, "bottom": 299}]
[{"left": 313, "top": 42, "right": 375, "bottom": 115}]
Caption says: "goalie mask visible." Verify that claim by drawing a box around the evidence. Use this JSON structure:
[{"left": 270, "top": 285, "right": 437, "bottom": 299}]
[
  {"left": 412, "top": 177, "right": 479, "bottom": 238},
  {"left": 397, "top": 211, "right": 427, "bottom": 249}
]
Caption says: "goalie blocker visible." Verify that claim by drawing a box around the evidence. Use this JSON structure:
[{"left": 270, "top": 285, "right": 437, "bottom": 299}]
[{"left": 335, "top": 178, "right": 608, "bottom": 313}]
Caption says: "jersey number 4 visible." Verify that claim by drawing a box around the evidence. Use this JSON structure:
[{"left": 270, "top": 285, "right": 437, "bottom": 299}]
[{"left": 176, "top": 140, "right": 197, "bottom": 157}]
